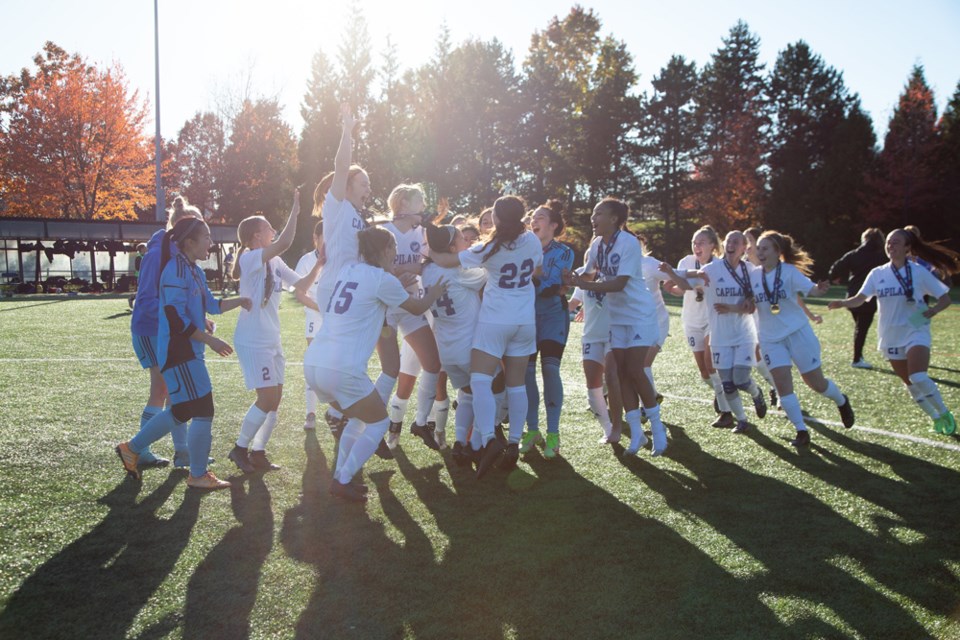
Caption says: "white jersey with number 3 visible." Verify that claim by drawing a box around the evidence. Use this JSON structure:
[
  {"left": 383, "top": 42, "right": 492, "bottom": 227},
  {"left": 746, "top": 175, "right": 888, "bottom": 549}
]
[{"left": 458, "top": 231, "right": 542, "bottom": 326}]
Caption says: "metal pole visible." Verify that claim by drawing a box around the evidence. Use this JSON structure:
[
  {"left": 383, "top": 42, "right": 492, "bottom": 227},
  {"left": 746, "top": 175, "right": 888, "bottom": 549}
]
[{"left": 153, "top": 0, "right": 165, "bottom": 222}]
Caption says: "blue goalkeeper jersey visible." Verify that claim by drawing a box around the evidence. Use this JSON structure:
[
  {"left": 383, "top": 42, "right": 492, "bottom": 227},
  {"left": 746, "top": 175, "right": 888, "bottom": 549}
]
[
  {"left": 158, "top": 253, "right": 222, "bottom": 371},
  {"left": 535, "top": 240, "right": 574, "bottom": 316}
]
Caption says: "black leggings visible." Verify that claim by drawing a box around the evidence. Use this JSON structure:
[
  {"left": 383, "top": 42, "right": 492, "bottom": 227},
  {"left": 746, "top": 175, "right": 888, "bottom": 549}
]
[{"left": 850, "top": 299, "right": 877, "bottom": 362}]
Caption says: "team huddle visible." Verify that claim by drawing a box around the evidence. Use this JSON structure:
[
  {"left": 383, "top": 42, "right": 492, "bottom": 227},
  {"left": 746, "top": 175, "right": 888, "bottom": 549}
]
[{"left": 115, "top": 106, "right": 960, "bottom": 501}]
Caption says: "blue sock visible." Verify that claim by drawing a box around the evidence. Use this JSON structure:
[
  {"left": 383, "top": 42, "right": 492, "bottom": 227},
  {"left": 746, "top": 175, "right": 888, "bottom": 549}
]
[
  {"left": 170, "top": 421, "right": 188, "bottom": 451},
  {"left": 130, "top": 409, "right": 182, "bottom": 454},
  {"left": 542, "top": 357, "right": 563, "bottom": 434},
  {"left": 137, "top": 406, "right": 163, "bottom": 460},
  {"left": 525, "top": 358, "right": 540, "bottom": 431},
  {"left": 188, "top": 417, "right": 213, "bottom": 478}
]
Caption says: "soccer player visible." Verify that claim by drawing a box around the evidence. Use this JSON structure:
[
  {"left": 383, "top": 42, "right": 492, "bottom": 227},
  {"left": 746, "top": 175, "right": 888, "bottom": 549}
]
[
  {"left": 116, "top": 218, "right": 251, "bottom": 489},
  {"left": 303, "top": 226, "right": 447, "bottom": 502},
  {"left": 294, "top": 221, "right": 330, "bottom": 432},
  {"left": 828, "top": 228, "right": 959, "bottom": 434}
]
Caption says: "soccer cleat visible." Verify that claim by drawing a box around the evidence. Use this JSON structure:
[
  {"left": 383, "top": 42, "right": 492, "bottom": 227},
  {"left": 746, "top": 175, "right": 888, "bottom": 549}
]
[
  {"left": 115, "top": 442, "right": 141, "bottom": 480},
  {"left": 625, "top": 429, "right": 649, "bottom": 456},
  {"left": 374, "top": 438, "right": 395, "bottom": 460},
  {"left": 451, "top": 441, "right": 471, "bottom": 467},
  {"left": 598, "top": 433, "right": 621, "bottom": 445},
  {"left": 476, "top": 439, "right": 505, "bottom": 480},
  {"left": 434, "top": 427, "right": 447, "bottom": 450},
  {"left": 933, "top": 415, "right": 945, "bottom": 434},
  {"left": 711, "top": 412, "right": 735, "bottom": 428},
  {"left": 411, "top": 422, "right": 441, "bottom": 451},
  {"left": 769, "top": 388, "right": 779, "bottom": 409},
  {"left": 519, "top": 431, "right": 543, "bottom": 454},
  {"left": 656, "top": 393, "right": 664, "bottom": 405},
  {"left": 186, "top": 471, "right": 230, "bottom": 490},
  {"left": 303, "top": 413, "right": 317, "bottom": 431},
  {"left": 851, "top": 359, "right": 873, "bottom": 370},
  {"left": 497, "top": 442, "right": 520, "bottom": 470},
  {"left": 838, "top": 395, "right": 855, "bottom": 429},
  {"left": 650, "top": 422, "right": 668, "bottom": 457},
  {"left": 732, "top": 420, "right": 750, "bottom": 434},
  {"left": 791, "top": 430, "right": 811, "bottom": 447},
  {"left": 494, "top": 424, "right": 507, "bottom": 445},
  {"left": 753, "top": 391, "right": 767, "bottom": 419},
  {"left": 137, "top": 449, "right": 170, "bottom": 469},
  {"left": 329, "top": 479, "right": 367, "bottom": 503},
  {"left": 543, "top": 433, "right": 560, "bottom": 459},
  {"left": 325, "top": 411, "right": 347, "bottom": 439},
  {"left": 941, "top": 410, "right": 957, "bottom": 436},
  {"left": 249, "top": 450, "right": 280, "bottom": 471},
  {"left": 228, "top": 446, "right": 256, "bottom": 474},
  {"left": 386, "top": 421, "right": 402, "bottom": 450}
]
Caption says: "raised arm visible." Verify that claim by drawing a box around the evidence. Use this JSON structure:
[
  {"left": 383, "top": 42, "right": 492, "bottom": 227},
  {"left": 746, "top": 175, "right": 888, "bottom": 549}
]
[
  {"left": 399, "top": 277, "right": 448, "bottom": 316},
  {"left": 263, "top": 188, "right": 301, "bottom": 263},
  {"left": 330, "top": 104, "right": 357, "bottom": 202}
]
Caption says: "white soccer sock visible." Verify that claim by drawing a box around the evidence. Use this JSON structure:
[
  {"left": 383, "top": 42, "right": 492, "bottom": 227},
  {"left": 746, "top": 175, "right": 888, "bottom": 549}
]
[
  {"left": 494, "top": 390, "right": 507, "bottom": 425},
  {"left": 708, "top": 372, "right": 731, "bottom": 412},
  {"left": 756, "top": 359, "right": 775, "bottom": 386},
  {"left": 375, "top": 373, "right": 397, "bottom": 405},
  {"left": 726, "top": 392, "right": 747, "bottom": 421},
  {"left": 335, "top": 418, "right": 364, "bottom": 475},
  {"left": 414, "top": 370, "right": 439, "bottom": 425},
  {"left": 306, "top": 388, "right": 318, "bottom": 417},
  {"left": 433, "top": 398, "right": 450, "bottom": 432},
  {"left": 625, "top": 408, "right": 648, "bottom": 454},
  {"left": 337, "top": 417, "right": 391, "bottom": 484},
  {"left": 251, "top": 411, "right": 278, "bottom": 451},
  {"left": 644, "top": 366, "right": 657, "bottom": 396},
  {"left": 646, "top": 404, "right": 668, "bottom": 455},
  {"left": 779, "top": 393, "right": 806, "bottom": 431},
  {"left": 470, "top": 373, "right": 496, "bottom": 444},
  {"left": 908, "top": 383, "right": 941, "bottom": 419},
  {"left": 587, "top": 386, "right": 613, "bottom": 437},
  {"left": 454, "top": 391, "right": 473, "bottom": 444},
  {"left": 743, "top": 378, "right": 760, "bottom": 398},
  {"left": 821, "top": 379, "right": 845, "bottom": 406},
  {"left": 327, "top": 406, "right": 343, "bottom": 420},
  {"left": 237, "top": 404, "right": 268, "bottom": 448},
  {"left": 506, "top": 385, "right": 527, "bottom": 443},
  {"left": 388, "top": 395, "right": 409, "bottom": 424},
  {"left": 909, "top": 372, "right": 948, "bottom": 415}
]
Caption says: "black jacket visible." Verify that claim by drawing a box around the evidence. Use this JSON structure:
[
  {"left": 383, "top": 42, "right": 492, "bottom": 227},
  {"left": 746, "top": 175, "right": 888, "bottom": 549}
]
[{"left": 828, "top": 243, "right": 887, "bottom": 296}]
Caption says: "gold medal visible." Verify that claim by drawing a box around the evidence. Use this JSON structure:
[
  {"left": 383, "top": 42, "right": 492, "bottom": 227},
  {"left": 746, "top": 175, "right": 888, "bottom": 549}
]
[{"left": 770, "top": 303, "right": 780, "bottom": 315}]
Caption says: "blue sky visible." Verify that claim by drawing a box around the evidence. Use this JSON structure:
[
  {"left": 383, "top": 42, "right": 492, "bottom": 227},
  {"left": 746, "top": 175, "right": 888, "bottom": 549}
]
[{"left": 3, "top": 0, "right": 959, "bottom": 141}]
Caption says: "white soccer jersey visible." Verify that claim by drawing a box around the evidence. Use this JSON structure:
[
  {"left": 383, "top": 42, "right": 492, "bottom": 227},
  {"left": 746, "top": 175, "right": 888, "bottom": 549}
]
[
  {"left": 458, "top": 231, "right": 543, "bottom": 325},
  {"left": 570, "top": 286, "right": 609, "bottom": 345},
  {"left": 234, "top": 249, "right": 301, "bottom": 348},
  {"left": 642, "top": 255, "right": 672, "bottom": 341},
  {"left": 749, "top": 262, "right": 816, "bottom": 342},
  {"left": 583, "top": 232, "right": 655, "bottom": 326},
  {"left": 383, "top": 222, "right": 427, "bottom": 294},
  {"left": 421, "top": 262, "right": 486, "bottom": 366},
  {"left": 701, "top": 258, "right": 758, "bottom": 347},
  {"left": 678, "top": 254, "right": 710, "bottom": 329},
  {"left": 316, "top": 192, "right": 364, "bottom": 297},
  {"left": 858, "top": 261, "right": 949, "bottom": 351},
  {"left": 295, "top": 249, "right": 323, "bottom": 332},
  {"left": 304, "top": 262, "right": 409, "bottom": 377}
]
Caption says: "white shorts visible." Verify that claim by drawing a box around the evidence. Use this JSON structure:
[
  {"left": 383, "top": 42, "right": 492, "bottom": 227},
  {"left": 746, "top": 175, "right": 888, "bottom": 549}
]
[
  {"left": 443, "top": 362, "right": 471, "bottom": 390},
  {"left": 582, "top": 341, "right": 611, "bottom": 364},
  {"left": 305, "top": 311, "right": 322, "bottom": 339},
  {"left": 473, "top": 322, "right": 536, "bottom": 358},
  {"left": 683, "top": 323, "right": 709, "bottom": 353},
  {"left": 711, "top": 342, "right": 757, "bottom": 370},
  {"left": 399, "top": 338, "right": 422, "bottom": 377},
  {"left": 304, "top": 365, "right": 375, "bottom": 411},
  {"left": 883, "top": 330, "right": 932, "bottom": 361},
  {"left": 609, "top": 321, "right": 659, "bottom": 350},
  {"left": 759, "top": 324, "right": 822, "bottom": 375},
  {"left": 236, "top": 344, "right": 286, "bottom": 390},
  {"left": 386, "top": 308, "right": 430, "bottom": 337}
]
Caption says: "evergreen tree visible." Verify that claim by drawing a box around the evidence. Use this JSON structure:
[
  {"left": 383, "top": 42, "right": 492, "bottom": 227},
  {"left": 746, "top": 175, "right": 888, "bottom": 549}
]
[{"left": 936, "top": 80, "right": 960, "bottom": 243}]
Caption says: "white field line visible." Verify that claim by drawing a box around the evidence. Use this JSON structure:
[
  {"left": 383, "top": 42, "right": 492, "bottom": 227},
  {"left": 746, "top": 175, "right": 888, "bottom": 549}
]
[{"left": 2, "top": 356, "right": 958, "bottom": 453}]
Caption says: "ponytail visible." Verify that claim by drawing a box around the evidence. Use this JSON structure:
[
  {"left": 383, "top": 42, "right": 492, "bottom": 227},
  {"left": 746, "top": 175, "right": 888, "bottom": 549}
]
[
  {"left": 900, "top": 229, "right": 960, "bottom": 276},
  {"left": 760, "top": 230, "right": 814, "bottom": 275},
  {"left": 538, "top": 198, "right": 567, "bottom": 237},
  {"left": 233, "top": 216, "right": 268, "bottom": 280},
  {"left": 478, "top": 196, "right": 526, "bottom": 263},
  {"left": 159, "top": 218, "right": 208, "bottom": 284},
  {"left": 313, "top": 165, "right": 368, "bottom": 217},
  {"left": 166, "top": 195, "right": 203, "bottom": 229}
]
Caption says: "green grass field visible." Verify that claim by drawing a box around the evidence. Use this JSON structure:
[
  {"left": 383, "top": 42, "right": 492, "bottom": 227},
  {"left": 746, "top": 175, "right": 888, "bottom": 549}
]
[{"left": 0, "top": 290, "right": 958, "bottom": 639}]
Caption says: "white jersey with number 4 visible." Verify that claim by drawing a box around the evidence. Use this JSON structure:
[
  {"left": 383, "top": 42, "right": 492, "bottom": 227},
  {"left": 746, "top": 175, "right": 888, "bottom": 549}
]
[
  {"left": 458, "top": 231, "right": 542, "bottom": 326},
  {"left": 234, "top": 249, "right": 301, "bottom": 348},
  {"left": 304, "top": 263, "right": 409, "bottom": 377},
  {"left": 421, "top": 263, "right": 486, "bottom": 366}
]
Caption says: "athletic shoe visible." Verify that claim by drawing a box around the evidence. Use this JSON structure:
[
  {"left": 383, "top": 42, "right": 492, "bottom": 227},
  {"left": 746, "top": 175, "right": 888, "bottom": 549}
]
[
  {"left": 410, "top": 423, "right": 441, "bottom": 451},
  {"left": 598, "top": 434, "right": 621, "bottom": 445},
  {"left": 173, "top": 450, "right": 214, "bottom": 469},
  {"left": 650, "top": 422, "right": 668, "bottom": 457},
  {"left": 186, "top": 471, "right": 230, "bottom": 490},
  {"left": 711, "top": 412, "right": 734, "bottom": 428},
  {"left": 625, "top": 430, "right": 649, "bottom": 456},
  {"left": 386, "top": 421, "right": 402, "bottom": 449},
  {"left": 249, "top": 450, "right": 280, "bottom": 471},
  {"left": 115, "top": 442, "right": 141, "bottom": 480},
  {"left": 519, "top": 431, "right": 543, "bottom": 454},
  {"left": 656, "top": 393, "right": 664, "bottom": 405},
  {"left": 497, "top": 442, "right": 519, "bottom": 470},
  {"left": 303, "top": 413, "right": 317, "bottom": 431},
  {"left": 769, "top": 388, "right": 779, "bottom": 409},
  {"left": 228, "top": 446, "right": 256, "bottom": 474},
  {"left": 494, "top": 424, "right": 507, "bottom": 445},
  {"left": 137, "top": 450, "right": 170, "bottom": 469},
  {"left": 732, "top": 420, "right": 750, "bottom": 434},
  {"left": 374, "top": 438, "right": 394, "bottom": 460},
  {"left": 851, "top": 359, "right": 873, "bottom": 370},
  {"left": 434, "top": 428, "right": 447, "bottom": 450},
  {"left": 543, "top": 433, "right": 560, "bottom": 459},
  {"left": 476, "top": 439, "right": 505, "bottom": 479},
  {"left": 941, "top": 410, "right": 957, "bottom": 436},
  {"left": 451, "top": 441, "right": 471, "bottom": 467},
  {"left": 838, "top": 395, "right": 855, "bottom": 429},
  {"left": 933, "top": 415, "right": 946, "bottom": 434},
  {"left": 325, "top": 411, "right": 346, "bottom": 439},
  {"left": 790, "top": 430, "right": 810, "bottom": 447},
  {"left": 752, "top": 391, "right": 767, "bottom": 419},
  {"left": 329, "top": 479, "right": 367, "bottom": 503},
  {"left": 351, "top": 477, "right": 370, "bottom": 495}
]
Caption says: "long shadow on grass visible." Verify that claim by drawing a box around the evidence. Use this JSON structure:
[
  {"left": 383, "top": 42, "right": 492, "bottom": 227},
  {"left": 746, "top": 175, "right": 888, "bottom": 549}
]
[
  {"left": 619, "top": 424, "right": 940, "bottom": 638},
  {"left": 861, "top": 365, "right": 960, "bottom": 390},
  {"left": 0, "top": 474, "right": 200, "bottom": 640},
  {"left": 181, "top": 475, "right": 273, "bottom": 640},
  {"left": 751, "top": 424, "right": 960, "bottom": 623},
  {"left": 281, "top": 435, "right": 787, "bottom": 639}
]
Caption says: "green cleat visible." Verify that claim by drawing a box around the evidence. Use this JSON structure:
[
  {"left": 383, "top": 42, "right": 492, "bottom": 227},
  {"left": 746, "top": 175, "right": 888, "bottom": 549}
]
[
  {"left": 941, "top": 411, "right": 957, "bottom": 436},
  {"left": 519, "top": 431, "right": 543, "bottom": 454},
  {"left": 543, "top": 433, "right": 560, "bottom": 459}
]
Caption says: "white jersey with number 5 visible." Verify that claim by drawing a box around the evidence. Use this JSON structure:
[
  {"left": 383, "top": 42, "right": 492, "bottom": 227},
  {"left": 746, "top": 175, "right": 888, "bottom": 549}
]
[
  {"left": 304, "top": 263, "right": 409, "bottom": 377},
  {"left": 295, "top": 249, "right": 323, "bottom": 334},
  {"left": 421, "top": 263, "right": 486, "bottom": 366},
  {"left": 458, "top": 231, "right": 542, "bottom": 325}
]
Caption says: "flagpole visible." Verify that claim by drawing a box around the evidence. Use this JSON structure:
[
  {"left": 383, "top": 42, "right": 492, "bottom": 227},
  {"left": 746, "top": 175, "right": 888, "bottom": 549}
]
[{"left": 153, "top": 0, "right": 165, "bottom": 221}]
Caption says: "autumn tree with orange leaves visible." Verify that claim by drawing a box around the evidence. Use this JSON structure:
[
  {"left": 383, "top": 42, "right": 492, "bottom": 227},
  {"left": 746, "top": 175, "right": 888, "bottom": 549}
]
[{"left": 0, "top": 42, "right": 152, "bottom": 220}]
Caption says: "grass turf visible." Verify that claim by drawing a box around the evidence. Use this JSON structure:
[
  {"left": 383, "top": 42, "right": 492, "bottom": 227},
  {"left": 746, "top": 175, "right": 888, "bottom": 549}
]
[{"left": 0, "top": 290, "right": 958, "bottom": 639}]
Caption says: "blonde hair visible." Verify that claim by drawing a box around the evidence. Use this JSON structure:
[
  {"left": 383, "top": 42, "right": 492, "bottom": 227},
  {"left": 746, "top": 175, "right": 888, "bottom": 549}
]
[
  {"left": 693, "top": 225, "right": 722, "bottom": 257},
  {"left": 312, "top": 165, "right": 368, "bottom": 217},
  {"left": 232, "top": 215, "right": 270, "bottom": 280},
  {"left": 166, "top": 195, "right": 203, "bottom": 230},
  {"left": 759, "top": 231, "right": 814, "bottom": 275},
  {"left": 387, "top": 184, "right": 425, "bottom": 216}
]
